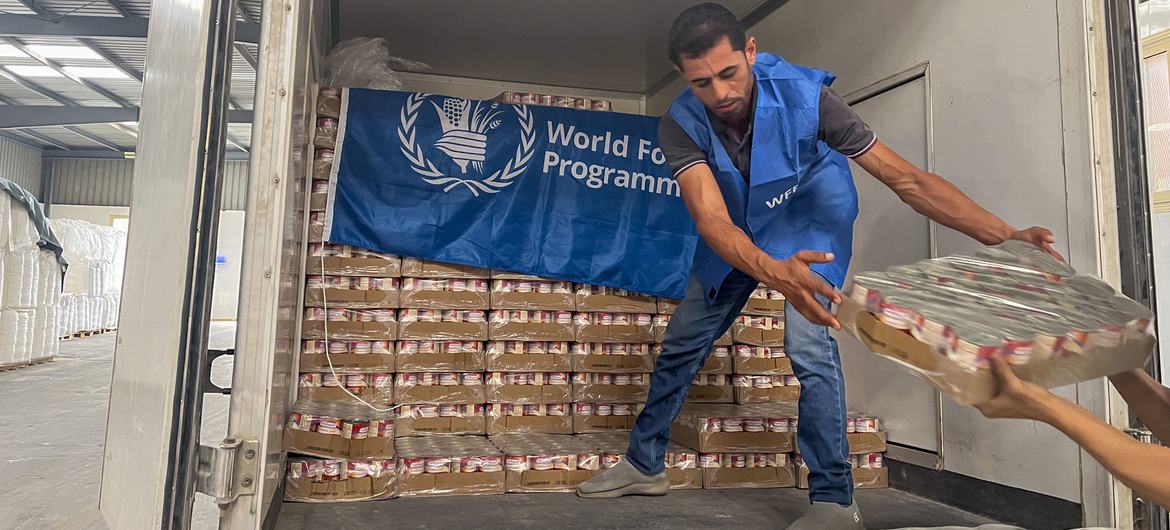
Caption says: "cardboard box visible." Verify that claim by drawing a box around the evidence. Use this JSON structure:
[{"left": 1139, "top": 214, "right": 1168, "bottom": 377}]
[
  {"left": 572, "top": 353, "right": 654, "bottom": 373},
  {"left": 576, "top": 433, "right": 700, "bottom": 490},
  {"left": 797, "top": 466, "right": 888, "bottom": 489},
  {"left": 303, "top": 287, "right": 399, "bottom": 308},
  {"left": 504, "top": 469, "right": 597, "bottom": 493},
  {"left": 732, "top": 324, "right": 785, "bottom": 347},
  {"left": 398, "top": 320, "right": 487, "bottom": 341},
  {"left": 486, "top": 352, "right": 571, "bottom": 372},
  {"left": 397, "top": 351, "right": 485, "bottom": 372},
  {"left": 308, "top": 222, "right": 324, "bottom": 243},
  {"left": 733, "top": 356, "right": 794, "bottom": 376},
  {"left": 657, "top": 298, "right": 680, "bottom": 315},
  {"left": 573, "top": 414, "right": 636, "bottom": 433},
  {"left": 398, "top": 470, "right": 505, "bottom": 497},
  {"left": 394, "top": 414, "right": 486, "bottom": 437},
  {"left": 671, "top": 421, "right": 793, "bottom": 453},
  {"left": 742, "top": 297, "right": 785, "bottom": 316},
  {"left": 652, "top": 351, "right": 732, "bottom": 374},
  {"left": 486, "top": 414, "right": 573, "bottom": 435},
  {"left": 297, "top": 386, "right": 393, "bottom": 404},
  {"left": 576, "top": 292, "right": 658, "bottom": 313},
  {"left": 795, "top": 432, "right": 888, "bottom": 455},
  {"left": 734, "top": 385, "right": 800, "bottom": 405},
  {"left": 490, "top": 291, "right": 575, "bottom": 311},
  {"left": 668, "top": 468, "right": 703, "bottom": 490},
  {"left": 838, "top": 297, "right": 1156, "bottom": 405},
  {"left": 687, "top": 384, "right": 734, "bottom": 404},
  {"left": 487, "top": 383, "right": 573, "bottom": 404},
  {"left": 576, "top": 323, "right": 653, "bottom": 343},
  {"left": 302, "top": 320, "right": 397, "bottom": 341},
  {"left": 400, "top": 258, "right": 489, "bottom": 279},
  {"left": 714, "top": 329, "right": 733, "bottom": 346},
  {"left": 488, "top": 321, "right": 575, "bottom": 341},
  {"left": 300, "top": 353, "right": 394, "bottom": 372},
  {"left": 394, "top": 383, "right": 485, "bottom": 405},
  {"left": 703, "top": 464, "right": 796, "bottom": 489},
  {"left": 399, "top": 289, "right": 490, "bottom": 310},
  {"left": 309, "top": 191, "right": 328, "bottom": 212},
  {"left": 283, "top": 428, "right": 395, "bottom": 459},
  {"left": 285, "top": 473, "right": 397, "bottom": 502},
  {"left": 306, "top": 255, "right": 401, "bottom": 277},
  {"left": 573, "top": 383, "right": 650, "bottom": 403}
]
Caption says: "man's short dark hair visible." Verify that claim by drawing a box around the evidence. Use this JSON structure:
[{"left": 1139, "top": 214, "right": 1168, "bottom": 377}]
[{"left": 668, "top": 3, "right": 747, "bottom": 67}]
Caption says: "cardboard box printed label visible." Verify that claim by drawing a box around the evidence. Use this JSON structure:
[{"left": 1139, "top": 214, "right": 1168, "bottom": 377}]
[
  {"left": 575, "top": 312, "right": 654, "bottom": 343},
  {"left": 490, "top": 279, "right": 576, "bottom": 311},
  {"left": 573, "top": 342, "right": 654, "bottom": 373},
  {"left": 285, "top": 458, "right": 398, "bottom": 502},
  {"left": 393, "top": 372, "right": 486, "bottom": 405},
  {"left": 485, "top": 340, "right": 572, "bottom": 372},
  {"left": 396, "top": 340, "right": 485, "bottom": 372},
  {"left": 486, "top": 403, "right": 573, "bottom": 435},
  {"left": 575, "top": 284, "right": 658, "bottom": 314},
  {"left": 394, "top": 404, "right": 487, "bottom": 437},
  {"left": 488, "top": 310, "right": 576, "bottom": 341},
  {"left": 572, "top": 373, "right": 651, "bottom": 402},
  {"left": 486, "top": 372, "right": 573, "bottom": 404},
  {"left": 400, "top": 258, "right": 490, "bottom": 279}
]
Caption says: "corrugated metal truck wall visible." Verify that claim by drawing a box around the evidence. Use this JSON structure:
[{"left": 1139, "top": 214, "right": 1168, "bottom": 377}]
[
  {"left": 46, "top": 159, "right": 250, "bottom": 210},
  {"left": 0, "top": 136, "right": 43, "bottom": 199}
]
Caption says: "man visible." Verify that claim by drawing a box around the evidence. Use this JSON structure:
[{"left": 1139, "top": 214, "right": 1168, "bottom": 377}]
[{"left": 577, "top": 3, "right": 1059, "bottom": 529}]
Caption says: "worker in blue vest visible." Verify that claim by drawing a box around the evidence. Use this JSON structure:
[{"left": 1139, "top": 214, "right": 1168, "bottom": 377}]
[{"left": 577, "top": 3, "right": 1062, "bottom": 529}]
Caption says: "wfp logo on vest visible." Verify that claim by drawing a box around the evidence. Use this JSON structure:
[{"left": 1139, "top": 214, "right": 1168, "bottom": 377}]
[
  {"left": 765, "top": 184, "right": 799, "bottom": 209},
  {"left": 396, "top": 93, "right": 537, "bottom": 196}
]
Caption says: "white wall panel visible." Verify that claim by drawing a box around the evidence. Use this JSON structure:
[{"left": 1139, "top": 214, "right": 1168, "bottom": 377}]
[
  {"left": 0, "top": 136, "right": 43, "bottom": 198},
  {"left": 47, "top": 159, "right": 249, "bottom": 210}
]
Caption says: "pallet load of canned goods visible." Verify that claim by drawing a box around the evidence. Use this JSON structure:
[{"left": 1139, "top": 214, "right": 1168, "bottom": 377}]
[
  {"left": 496, "top": 91, "right": 613, "bottom": 112},
  {"left": 578, "top": 431, "right": 701, "bottom": 489},
  {"left": 839, "top": 240, "right": 1157, "bottom": 404},
  {"left": 286, "top": 456, "right": 398, "bottom": 502},
  {"left": 489, "top": 433, "right": 603, "bottom": 493},
  {"left": 283, "top": 399, "right": 398, "bottom": 502},
  {"left": 792, "top": 412, "right": 888, "bottom": 489},
  {"left": 670, "top": 403, "right": 799, "bottom": 489},
  {"left": 0, "top": 184, "right": 63, "bottom": 369},
  {"left": 396, "top": 435, "right": 506, "bottom": 496}
]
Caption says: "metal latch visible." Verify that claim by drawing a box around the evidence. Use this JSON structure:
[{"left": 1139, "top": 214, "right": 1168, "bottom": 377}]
[
  {"left": 204, "top": 348, "right": 234, "bottom": 395},
  {"left": 195, "top": 437, "right": 259, "bottom": 507}
]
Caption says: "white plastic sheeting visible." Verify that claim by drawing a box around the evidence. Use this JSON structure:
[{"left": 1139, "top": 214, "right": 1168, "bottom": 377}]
[
  {"left": 49, "top": 218, "right": 126, "bottom": 337},
  {"left": 0, "top": 193, "right": 61, "bottom": 367}
]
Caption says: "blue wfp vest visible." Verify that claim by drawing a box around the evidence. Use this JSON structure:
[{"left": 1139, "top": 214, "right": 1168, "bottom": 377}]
[{"left": 668, "top": 53, "right": 859, "bottom": 303}]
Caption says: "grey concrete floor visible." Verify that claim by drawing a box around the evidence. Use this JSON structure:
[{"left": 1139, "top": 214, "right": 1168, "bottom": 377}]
[{"left": 1, "top": 323, "right": 997, "bottom": 530}]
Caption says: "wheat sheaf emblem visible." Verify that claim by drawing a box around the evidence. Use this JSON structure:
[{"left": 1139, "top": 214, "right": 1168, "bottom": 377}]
[{"left": 397, "top": 93, "right": 536, "bottom": 196}]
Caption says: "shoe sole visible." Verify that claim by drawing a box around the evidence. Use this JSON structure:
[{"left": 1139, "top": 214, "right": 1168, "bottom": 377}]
[{"left": 576, "top": 480, "right": 670, "bottom": 499}]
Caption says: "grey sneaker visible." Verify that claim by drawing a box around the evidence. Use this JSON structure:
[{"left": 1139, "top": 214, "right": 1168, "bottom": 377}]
[
  {"left": 576, "top": 459, "right": 670, "bottom": 498},
  {"left": 784, "top": 501, "right": 866, "bottom": 530}
]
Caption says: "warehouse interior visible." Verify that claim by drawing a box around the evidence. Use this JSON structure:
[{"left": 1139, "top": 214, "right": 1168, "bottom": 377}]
[{"left": 0, "top": 0, "right": 1168, "bottom": 529}]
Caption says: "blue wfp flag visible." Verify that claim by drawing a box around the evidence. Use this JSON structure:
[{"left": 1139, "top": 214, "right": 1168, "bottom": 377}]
[{"left": 325, "top": 88, "right": 698, "bottom": 299}]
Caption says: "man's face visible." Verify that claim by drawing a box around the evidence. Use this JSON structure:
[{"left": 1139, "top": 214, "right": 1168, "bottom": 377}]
[{"left": 677, "top": 36, "right": 757, "bottom": 123}]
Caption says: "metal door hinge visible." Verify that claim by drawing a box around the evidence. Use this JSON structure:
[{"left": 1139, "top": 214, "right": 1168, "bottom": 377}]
[{"left": 195, "top": 437, "right": 259, "bottom": 507}]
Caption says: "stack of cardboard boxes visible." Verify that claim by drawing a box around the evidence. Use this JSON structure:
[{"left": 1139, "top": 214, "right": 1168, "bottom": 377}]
[{"left": 286, "top": 87, "right": 888, "bottom": 501}]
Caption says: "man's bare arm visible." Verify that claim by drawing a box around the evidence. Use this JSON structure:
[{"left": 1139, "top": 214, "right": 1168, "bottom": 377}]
[
  {"left": 1110, "top": 369, "right": 1170, "bottom": 444},
  {"left": 854, "top": 140, "right": 1061, "bottom": 258},
  {"left": 677, "top": 163, "right": 841, "bottom": 328}
]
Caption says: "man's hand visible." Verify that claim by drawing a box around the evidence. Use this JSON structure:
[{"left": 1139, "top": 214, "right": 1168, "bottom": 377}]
[
  {"left": 974, "top": 356, "right": 1057, "bottom": 421},
  {"left": 1009, "top": 226, "right": 1065, "bottom": 261},
  {"left": 763, "top": 250, "right": 842, "bottom": 329}
]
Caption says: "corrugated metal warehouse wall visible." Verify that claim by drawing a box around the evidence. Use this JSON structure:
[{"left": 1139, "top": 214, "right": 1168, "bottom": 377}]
[
  {"left": 45, "top": 159, "right": 250, "bottom": 210},
  {"left": 0, "top": 137, "right": 43, "bottom": 197}
]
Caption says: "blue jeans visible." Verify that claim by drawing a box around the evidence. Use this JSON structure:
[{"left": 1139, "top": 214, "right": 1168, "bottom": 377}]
[{"left": 626, "top": 270, "right": 854, "bottom": 505}]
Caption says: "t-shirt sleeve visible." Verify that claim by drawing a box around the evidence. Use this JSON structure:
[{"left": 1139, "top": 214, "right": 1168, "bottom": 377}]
[
  {"left": 818, "top": 86, "right": 877, "bottom": 158},
  {"left": 658, "top": 116, "right": 709, "bottom": 177}
]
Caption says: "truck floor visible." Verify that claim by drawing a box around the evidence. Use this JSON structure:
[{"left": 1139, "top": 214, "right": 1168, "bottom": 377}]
[{"left": 0, "top": 323, "right": 997, "bottom": 530}]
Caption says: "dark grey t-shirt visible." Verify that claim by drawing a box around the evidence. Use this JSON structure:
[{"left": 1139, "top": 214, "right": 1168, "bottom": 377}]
[{"left": 659, "top": 85, "right": 876, "bottom": 181}]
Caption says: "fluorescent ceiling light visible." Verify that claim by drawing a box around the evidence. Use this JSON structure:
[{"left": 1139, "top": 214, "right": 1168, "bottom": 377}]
[
  {"left": 4, "top": 65, "right": 62, "bottom": 77},
  {"left": 27, "top": 45, "right": 100, "bottom": 60},
  {"left": 0, "top": 45, "right": 26, "bottom": 58},
  {"left": 65, "top": 67, "right": 129, "bottom": 79}
]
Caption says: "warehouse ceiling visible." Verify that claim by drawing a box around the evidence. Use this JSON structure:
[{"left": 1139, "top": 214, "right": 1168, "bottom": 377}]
[
  {"left": 0, "top": 0, "right": 260, "bottom": 155},
  {"left": 338, "top": 0, "right": 773, "bottom": 94}
]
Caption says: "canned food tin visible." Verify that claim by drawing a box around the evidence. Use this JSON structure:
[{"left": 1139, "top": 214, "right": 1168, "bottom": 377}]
[
  {"left": 704, "top": 417, "right": 723, "bottom": 432},
  {"left": 306, "top": 275, "right": 325, "bottom": 289},
  {"left": 547, "top": 403, "right": 567, "bottom": 416},
  {"left": 591, "top": 100, "right": 611, "bottom": 112},
  {"left": 595, "top": 404, "right": 612, "bottom": 416},
  {"left": 520, "top": 93, "right": 536, "bottom": 105},
  {"left": 699, "top": 453, "right": 720, "bottom": 468},
  {"left": 554, "top": 96, "right": 573, "bottom": 107},
  {"left": 574, "top": 98, "right": 590, "bottom": 109},
  {"left": 351, "top": 341, "right": 372, "bottom": 354},
  {"left": 327, "top": 308, "right": 350, "bottom": 321},
  {"left": 635, "top": 314, "right": 652, "bottom": 326},
  {"left": 538, "top": 94, "right": 555, "bottom": 106},
  {"left": 346, "top": 374, "right": 367, "bottom": 388},
  {"left": 417, "top": 404, "right": 439, "bottom": 418},
  {"left": 479, "top": 455, "right": 503, "bottom": 472},
  {"left": 729, "top": 454, "right": 747, "bottom": 468},
  {"left": 437, "top": 373, "right": 458, "bottom": 386},
  {"left": 461, "top": 372, "right": 481, "bottom": 386},
  {"left": 322, "top": 373, "right": 343, "bottom": 387},
  {"left": 525, "top": 341, "right": 546, "bottom": 354},
  {"left": 743, "top": 418, "right": 765, "bottom": 432},
  {"left": 532, "top": 455, "right": 554, "bottom": 471},
  {"left": 722, "top": 418, "right": 743, "bottom": 432},
  {"left": 350, "top": 277, "right": 372, "bottom": 290},
  {"left": 613, "top": 374, "right": 631, "bottom": 386},
  {"left": 767, "top": 418, "right": 789, "bottom": 432},
  {"left": 547, "top": 372, "right": 568, "bottom": 385},
  {"left": 752, "top": 454, "right": 771, "bottom": 468},
  {"left": 370, "top": 373, "right": 392, "bottom": 388},
  {"left": 426, "top": 457, "right": 451, "bottom": 474},
  {"left": 575, "top": 403, "right": 594, "bottom": 416},
  {"left": 371, "top": 340, "right": 392, "bottom": 354},
  {"left": 320, "top": 459, "right": 342, "bottom": 480},
  {"left": 318, "top": 417, "right": 341, "bottom": 435},
  {"left": 612, "top": 403, "right": 632, "bottom": 416},
  {"left": 303, "top": 340, "right": 325, "bottom": 354},
  {"left": 459, "top": 456, "right": 481, "bottom": 473},
  {"left": 753, "top": 375, "right": 773, "bottom": 389},
  {"left": 711, "top": 345, "right": 730, "bottom": 358}
]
